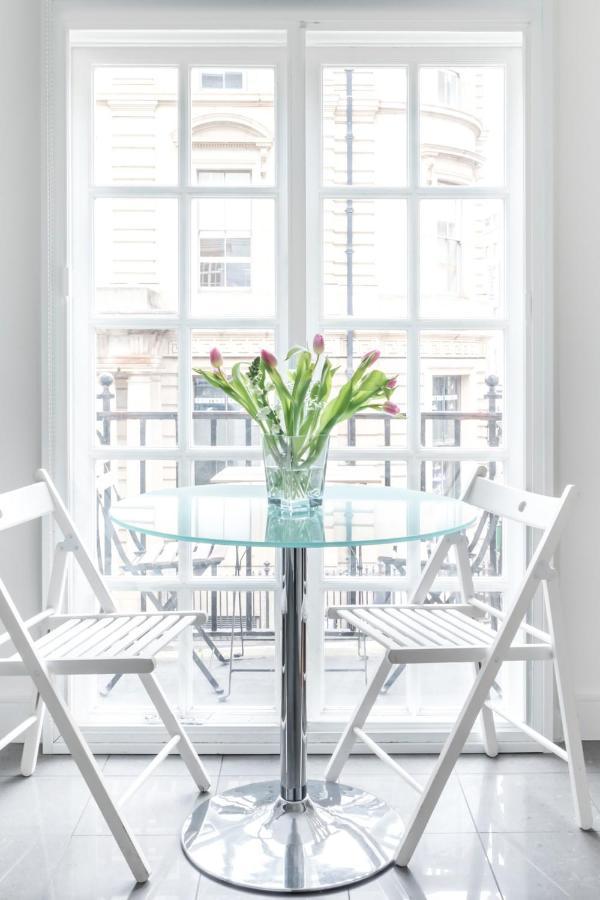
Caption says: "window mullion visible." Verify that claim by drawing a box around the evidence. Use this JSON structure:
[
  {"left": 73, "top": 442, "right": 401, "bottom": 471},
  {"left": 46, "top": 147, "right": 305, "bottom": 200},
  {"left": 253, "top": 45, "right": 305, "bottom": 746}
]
[
  {"left": 177, "top": 63, "right": 193, "bottom": 628},
  {"left": 286, "top": 23, "right": 307, "bottom": 347},
  {"left": 406, "top": 61, "right": 421, "bottom": 587}
]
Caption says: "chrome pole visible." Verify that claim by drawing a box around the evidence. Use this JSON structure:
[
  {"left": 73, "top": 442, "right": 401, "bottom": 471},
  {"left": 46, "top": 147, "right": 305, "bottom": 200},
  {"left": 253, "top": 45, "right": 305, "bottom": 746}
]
[{"left": 280, "top": 546, "right": 307, "bottom": 803}]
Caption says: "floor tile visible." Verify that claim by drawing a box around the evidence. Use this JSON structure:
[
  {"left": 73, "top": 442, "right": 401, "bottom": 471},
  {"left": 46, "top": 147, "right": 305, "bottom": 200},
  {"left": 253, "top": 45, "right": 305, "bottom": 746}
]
[
  {"left": 340, "top": 772, "right": 476, "bottom": 834},
  {"left": 349, "top": 835, "right": 501, "bottom": 898},
  {"left": 307, "top": 754, "right": 438, "bottom": 778},
  {"left": 455, "top": 751, "right": 570, "bottom": 775},
  {"left": 219, "top": 754, "right": 279, "bottom": 776},
  {"left": 196, "top": 874, "right": 349, "bottom": 899},
  {"left": 459, "top": 772, "right": 600, "bottom": 832},
  {"left": 0, "top": 834, "right": 70, "bottom": 900},
  {"left": 75, "top": 775, "right": 207, "bottom": 836},
  {"left": 45, "top": 835, "right": 199, "bottom": 900},
  {"left": 0, "top": 744, "right": 108, "bottom": 777},
  {"left": 104, "top": 752, "right": 222, "bottom": 778},
  {"left": 483, "top": 830, "right": 600, "bottom": 898},
  {"left": 0, "top": 776, "right": 90, "bottom": 836},
  {"left": 583, "top": 741, "right": 600, "bottom": 772}
]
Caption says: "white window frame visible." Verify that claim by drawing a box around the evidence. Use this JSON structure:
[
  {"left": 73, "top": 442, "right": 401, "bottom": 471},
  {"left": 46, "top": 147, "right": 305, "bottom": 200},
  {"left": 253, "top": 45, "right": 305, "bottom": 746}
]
[
  {"left": 42, "top": 2, "right": 554, "bottom": 754},
  {"left": 305, "top": 41, "right": 525, "bottom": 723}
]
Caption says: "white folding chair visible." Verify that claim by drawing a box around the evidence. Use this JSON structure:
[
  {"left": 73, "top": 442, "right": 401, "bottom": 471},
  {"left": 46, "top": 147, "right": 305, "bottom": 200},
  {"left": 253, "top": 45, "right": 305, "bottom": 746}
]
[
  {"left": 0, "top": 469, "right": 211, "bottom": 883},
  {"left": 326, "top": 471, "right": 593, "bottom": 866}
]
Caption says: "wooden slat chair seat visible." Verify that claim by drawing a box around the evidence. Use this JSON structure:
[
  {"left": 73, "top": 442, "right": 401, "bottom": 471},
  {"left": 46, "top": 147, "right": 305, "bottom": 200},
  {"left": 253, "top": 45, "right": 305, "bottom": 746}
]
[
  {"left": 0, "top": 470, "right": 211, "bottom": 884},
  {"left": 0, "top": 611, "right": 204, "bottom": 676},
  {"left": 334, "top": 604, "right": 553, "bottom": 664},
  {"left": 326, "top": 467, "right": 593, "bottom": 869}
]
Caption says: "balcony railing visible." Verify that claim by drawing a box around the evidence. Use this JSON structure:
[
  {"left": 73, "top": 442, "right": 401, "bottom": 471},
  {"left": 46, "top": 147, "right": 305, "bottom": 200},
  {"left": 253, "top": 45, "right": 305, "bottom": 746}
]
[{"left": 96, "top": 371, "right": 503, "bottom": 633}]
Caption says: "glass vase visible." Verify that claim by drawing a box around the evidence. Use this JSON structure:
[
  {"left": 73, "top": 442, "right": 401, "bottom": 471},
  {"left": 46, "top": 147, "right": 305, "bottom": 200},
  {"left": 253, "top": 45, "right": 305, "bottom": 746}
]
[{"left": 262, "top": 433, "right": 330, "bottom": 514}]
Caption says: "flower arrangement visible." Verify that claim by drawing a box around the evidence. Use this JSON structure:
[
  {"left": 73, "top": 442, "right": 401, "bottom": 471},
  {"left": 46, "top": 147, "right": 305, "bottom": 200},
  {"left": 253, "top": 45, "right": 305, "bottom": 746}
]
[{"left": 194, "top": 335, "right": 403, "bottom": 509}]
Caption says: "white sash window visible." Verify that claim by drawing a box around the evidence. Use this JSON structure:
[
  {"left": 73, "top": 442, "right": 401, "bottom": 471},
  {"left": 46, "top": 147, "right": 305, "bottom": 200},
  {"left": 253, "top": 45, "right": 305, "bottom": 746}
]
[{"left": 45, "top": 10, "right": 549, "bottom": 752}]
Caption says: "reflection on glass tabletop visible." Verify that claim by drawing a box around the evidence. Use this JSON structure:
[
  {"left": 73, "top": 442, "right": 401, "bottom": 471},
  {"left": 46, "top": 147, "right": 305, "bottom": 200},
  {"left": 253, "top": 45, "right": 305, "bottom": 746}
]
[{"left": 110, "top": 484, "right": 478, "bottom": 550}]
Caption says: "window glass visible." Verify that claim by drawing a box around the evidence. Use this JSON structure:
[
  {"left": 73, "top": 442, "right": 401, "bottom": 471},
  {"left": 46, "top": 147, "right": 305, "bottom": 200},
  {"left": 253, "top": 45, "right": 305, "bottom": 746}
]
[
  {"left": 420, "top": 66, "right": 505, "bottom": 186},
  {"left": 323, "top": 66, "right": 407, "bottom": 186},
  {"left": 420, "top": 199, "right": 504, "bottom": 318},
  {"left": 191, "top": 199, "right": 274, "bottom": 315},
  {"left": 191, "top": 67, "right": 275, "bottom": 184}
]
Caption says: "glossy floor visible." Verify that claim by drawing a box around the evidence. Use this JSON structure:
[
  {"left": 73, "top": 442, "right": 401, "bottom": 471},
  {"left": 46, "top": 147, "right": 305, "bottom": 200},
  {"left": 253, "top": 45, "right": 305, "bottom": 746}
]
[{"left": 1, "top": 744, "right": 600, "bottom": 898}]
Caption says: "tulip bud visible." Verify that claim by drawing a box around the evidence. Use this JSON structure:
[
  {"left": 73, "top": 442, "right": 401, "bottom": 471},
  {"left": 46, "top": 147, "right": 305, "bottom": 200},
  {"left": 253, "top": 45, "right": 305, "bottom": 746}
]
[
  {"left": 362, "top": 349, "right": 381, "bottom": 367},
  {"left": 209, "top": 347, "right": 223, "bottom": 369},
  {"left": 312, "top": 333, "right": 325, "bottom": 356},
  {"left": 261, "top": 349, "right": 278, "bottom": 370},
  {"left": 386, "top": 377, "right": 398, "bottom": 390},
  {"left": 383, "top": 401, "right": 400, "bottom": 416}
]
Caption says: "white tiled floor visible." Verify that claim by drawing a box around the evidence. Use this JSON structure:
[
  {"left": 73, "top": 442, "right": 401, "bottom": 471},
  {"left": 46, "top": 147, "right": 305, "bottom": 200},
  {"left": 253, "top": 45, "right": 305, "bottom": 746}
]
[{"left": 2, "top": 744, "right": 600, "bottom": 898}]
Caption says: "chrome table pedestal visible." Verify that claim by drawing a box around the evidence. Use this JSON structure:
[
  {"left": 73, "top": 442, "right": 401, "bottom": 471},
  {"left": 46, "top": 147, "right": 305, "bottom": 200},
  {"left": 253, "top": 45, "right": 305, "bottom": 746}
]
[{"left": 181, "top": 547, "right": 403, "bottom": 893}]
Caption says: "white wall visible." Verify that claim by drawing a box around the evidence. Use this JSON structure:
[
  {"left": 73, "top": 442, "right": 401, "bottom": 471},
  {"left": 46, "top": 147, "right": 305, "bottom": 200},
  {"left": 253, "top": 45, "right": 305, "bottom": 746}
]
[
  {"left": 0, "top": 0, "right": 41, "bottom": 728},
  {"left": 0, "top": 0, "right": 42, "bottom": 727},
  {"left": 555, "top": 0, "right": 600, "bottom": 737},
  {"left": 0, "top": 0, "right": 599, "bottom": 739}
]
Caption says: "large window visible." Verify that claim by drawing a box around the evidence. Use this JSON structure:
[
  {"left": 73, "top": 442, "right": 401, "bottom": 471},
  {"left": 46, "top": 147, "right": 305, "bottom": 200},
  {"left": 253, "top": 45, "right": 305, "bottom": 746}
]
[{"left": 68, "top": 29, "right": 524, "bottom": 748}]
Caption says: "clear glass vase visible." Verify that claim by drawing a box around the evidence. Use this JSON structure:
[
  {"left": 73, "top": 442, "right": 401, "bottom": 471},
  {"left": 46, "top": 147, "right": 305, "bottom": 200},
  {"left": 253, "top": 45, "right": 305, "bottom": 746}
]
[{"left": 262, "top": 433, "right": 330, "bottom": 514}]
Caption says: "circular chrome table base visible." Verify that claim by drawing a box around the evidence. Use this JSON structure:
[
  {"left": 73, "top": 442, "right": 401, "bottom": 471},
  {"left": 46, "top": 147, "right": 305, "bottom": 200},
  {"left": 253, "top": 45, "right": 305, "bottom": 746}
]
[{"left": 181, "top": 779, "right": 403, "bottom": 893}]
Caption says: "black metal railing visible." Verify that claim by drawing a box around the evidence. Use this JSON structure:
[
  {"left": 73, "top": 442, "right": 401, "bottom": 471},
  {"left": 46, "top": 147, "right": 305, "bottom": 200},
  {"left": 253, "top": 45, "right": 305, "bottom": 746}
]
[{"left": 96, "top": 370, "right": 503, "bottom": 629}]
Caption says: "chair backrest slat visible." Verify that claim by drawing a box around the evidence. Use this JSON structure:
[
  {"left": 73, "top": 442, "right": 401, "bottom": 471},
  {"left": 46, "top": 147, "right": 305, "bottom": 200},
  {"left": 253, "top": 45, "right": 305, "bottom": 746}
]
[
  {"left": 0, "top": 471, "right": 117, "bottom": 625},
  {"left": 0, "top": 482, "right": 54, "bottom": 531},
  {"left": 465, "top": 476, "right": 563, "bottom": 530}
]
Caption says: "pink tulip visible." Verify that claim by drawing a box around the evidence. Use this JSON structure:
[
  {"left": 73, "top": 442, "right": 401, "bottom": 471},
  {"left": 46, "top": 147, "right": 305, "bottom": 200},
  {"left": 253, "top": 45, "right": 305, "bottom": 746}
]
[
  {"left": 312, "top": 333, "right": 325, "bottom": 356},
  {"left": 261, "top": 349, "right": 278, "bottom": 370},
  {"left": 209, "top": 347, "right": 223, "bottom": 369},
  {"left": 362, "top": 349, "right": 381, "bottom": 367},
  {"left": 383, "top": 401, "right": 400, "bottom": 416},
  {"left": 386, "top": 376, "right": 398, "bottom": 390}
]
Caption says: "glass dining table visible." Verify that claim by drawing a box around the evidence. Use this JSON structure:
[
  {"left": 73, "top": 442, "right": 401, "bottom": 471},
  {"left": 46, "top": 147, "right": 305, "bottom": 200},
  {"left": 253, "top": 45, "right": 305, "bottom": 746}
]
[{"left": 111, "top": 483, "right": 477, "bottom": 893}]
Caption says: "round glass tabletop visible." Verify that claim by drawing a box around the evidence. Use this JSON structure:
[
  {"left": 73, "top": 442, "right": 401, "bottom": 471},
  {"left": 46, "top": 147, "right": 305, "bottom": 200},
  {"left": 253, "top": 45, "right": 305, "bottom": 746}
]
[{"left": 110, "top": 484, "right": 478, "bottom": 550}]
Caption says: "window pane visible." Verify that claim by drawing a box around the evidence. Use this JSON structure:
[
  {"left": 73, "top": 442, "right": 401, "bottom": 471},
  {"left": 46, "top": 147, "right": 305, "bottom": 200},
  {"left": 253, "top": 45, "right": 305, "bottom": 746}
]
[
  {"left": 323, "top": 592, "right": 409, "bottom": 714},
  {"left": 226, "top": 237, "right": 251, "bottom": 257},
  {"left": 201, "top": 72, "right": 223, "bottom": 89},
  {"left": 191, "top": 199, "right": 274, "bottom": 316},
  {"left": 192, "top": 330, "right": 275, "bottom": 447},
  {"left": 94, "top": 198, "right": 178, "bottom": 314},
  {"left": 420, "top": 331, "right": 504, "bottom": 448},
  {"left": 323, "top": 67, "right": 407, "bottom": 187},
  {"left": 192, "top": 589, "right": 277, "bottom": 709},
  {"left": 199, "top": 237, "right": 224, "bottom": 257},
  {"left": 191, "top": 67, "right": 275, "bottom": 185},
  {"left": 420, "top": 66, "right": 505, "bottom": 186},
  {"left": 420, "top": 459, "right": 504, "bottom": 577},
  {"left": 322, "top": 462, "right": 408, "bottom": 575},
  {"left": 95, "top": 459, "right": 178, "bottom": 577},
  {"left": 224, "top": 71, "right": 243, "bottom": 89},
  {"left": 324, "top": 330, "right": 407, "bottom": 449},
  {"left": 420, "top": 199, "right": 503, "bottom": 318},
  {"left": 226, "top": 262, "right": 251, "bottom": 287},
  {"left": 323, "top": 199, "right": 407, "bottom": 318},
  {"left": 95, "top": 330, "right": 178, "bottom": 447},
  {"left": 94, "top": 67, "right": 178, "bottom": 186}
]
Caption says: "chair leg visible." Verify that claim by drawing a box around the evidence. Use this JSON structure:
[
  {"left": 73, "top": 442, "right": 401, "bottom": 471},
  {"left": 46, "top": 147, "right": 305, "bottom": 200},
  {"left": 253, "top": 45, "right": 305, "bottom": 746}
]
[
  {"left": 395, "top": 651, "right": 505, "bottom": 867},
  {"left": 474, "top": 662, "right": 498, "bottom": 758},
  {"left": 139, "top": 672, "right": 210, "bottom": 792},
  {"left": 455, "top": 536, "right": 498, "bottom": 758},
  {"left": 544, "top": 577, "right": 593, "bottom": 829},
  {"left": 20, "top": 692, "right": 45, "bottom": 776},
  {"left": 35, "top": 677, "right": 150, "bottom": 882},
  {"left": 326, "top": 655, "right": 393, "bottom": 782}
]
